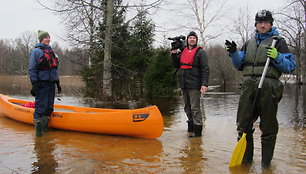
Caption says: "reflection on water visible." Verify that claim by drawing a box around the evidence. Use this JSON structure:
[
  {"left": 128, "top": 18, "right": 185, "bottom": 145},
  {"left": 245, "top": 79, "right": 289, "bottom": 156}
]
[
  {"left": 32, "top": 136, "right": 57, "bottom": 174},
  {"left": 0, "top": 116, "right": 163, "bottom": 174},
  {"left": 46, "top": 131, "right": 163, "bottom": 173},
  {"left": 0, "top": 76, "right": 305, "bottom": 173},
  {"left": 179, "top": 138, "right": 205, "bottom": 174},
  {"left": 0, "top": 117, "right": 36, "bottom": 174}
]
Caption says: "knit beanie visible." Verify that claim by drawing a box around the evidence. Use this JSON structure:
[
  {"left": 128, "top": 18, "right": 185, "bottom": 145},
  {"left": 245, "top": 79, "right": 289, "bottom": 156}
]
[
  {"left": 38, "top": 30, "right": 50, "bottom": 42},
  {"left": 187, "top": 31, "right": 198, "bottom": 40},
  {"left": 187, "top": 31, "right": 198, "bottom": 47}
]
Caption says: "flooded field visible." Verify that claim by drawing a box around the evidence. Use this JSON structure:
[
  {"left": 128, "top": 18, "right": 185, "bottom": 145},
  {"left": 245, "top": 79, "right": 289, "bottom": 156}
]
[
  {"left": 0, "top": 75, "right": 84, "bottom": 96},
  {"left": 0, "top": 76, "right": 305, "bottom": 174}
]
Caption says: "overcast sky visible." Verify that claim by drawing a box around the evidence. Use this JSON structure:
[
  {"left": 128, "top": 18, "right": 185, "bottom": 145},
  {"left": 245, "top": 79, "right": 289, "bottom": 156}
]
[
  {"left": 0, "top": 0, "right": 65, "bottom": 46},
  {"left": 0, "top": 0, "right": 288, "bottom": 48}
]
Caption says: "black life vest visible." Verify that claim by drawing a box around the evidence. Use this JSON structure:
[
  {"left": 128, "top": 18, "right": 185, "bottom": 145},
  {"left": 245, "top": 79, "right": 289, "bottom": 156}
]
[
  {"left": 180, "top": 46, "right": 203, "bottom": 69},
  {"left": 36, "top": 46, "right": 59, "bottom": 71}
]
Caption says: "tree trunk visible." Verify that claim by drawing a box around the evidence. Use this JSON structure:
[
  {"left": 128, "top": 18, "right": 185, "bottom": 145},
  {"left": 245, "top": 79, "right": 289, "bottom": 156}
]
[
  {"left": 88, "top": 0, "right": 94, "bottom": 67},
  {"left": 102, "top": 0, "right": 113, "bottom": 100},
  {"left": 303, "top": 0, "right": 306, "bottom": 84}
]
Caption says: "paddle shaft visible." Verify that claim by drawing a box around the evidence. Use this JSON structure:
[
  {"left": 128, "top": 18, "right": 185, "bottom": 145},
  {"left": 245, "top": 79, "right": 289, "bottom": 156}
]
[{"left": 243, "top": 38, "right": 278, "bottom": 134}]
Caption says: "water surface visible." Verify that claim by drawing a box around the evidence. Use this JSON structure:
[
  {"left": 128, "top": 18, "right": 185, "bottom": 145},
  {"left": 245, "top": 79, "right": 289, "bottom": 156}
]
[{"left": 0, "top": 76, "right": 305, "bottom": 174}]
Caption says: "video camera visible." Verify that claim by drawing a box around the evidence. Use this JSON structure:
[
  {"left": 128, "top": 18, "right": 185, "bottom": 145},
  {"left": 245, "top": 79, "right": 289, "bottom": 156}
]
[{"left": 168, "top": 35, "right": 186, "bottom": 51}]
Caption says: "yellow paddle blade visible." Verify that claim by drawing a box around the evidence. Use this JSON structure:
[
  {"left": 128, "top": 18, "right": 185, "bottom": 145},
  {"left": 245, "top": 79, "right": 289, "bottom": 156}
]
[{"left": 229, "top": 133, "right": 247, "bottom": 167}]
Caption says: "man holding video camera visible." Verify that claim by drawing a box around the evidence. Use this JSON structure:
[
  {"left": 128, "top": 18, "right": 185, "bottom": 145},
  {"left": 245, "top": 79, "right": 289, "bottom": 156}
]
[{"left": 171, "top": 31, "right": 209, "bottom": 137}]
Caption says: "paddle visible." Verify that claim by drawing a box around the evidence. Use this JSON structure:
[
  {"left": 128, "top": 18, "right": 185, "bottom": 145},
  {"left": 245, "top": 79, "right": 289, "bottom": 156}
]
[{"left": 228, "top": 36, "right": 279, "bottom": 168}]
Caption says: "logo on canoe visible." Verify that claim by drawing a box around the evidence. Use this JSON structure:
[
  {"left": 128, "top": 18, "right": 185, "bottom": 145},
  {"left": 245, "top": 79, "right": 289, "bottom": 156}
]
[
  {"left": 52, "top": 113, "right": 63, "bottom": 118},
  {"left": 132, "top": 113, "right": 149, "bottom": 122},
  {"left": 15, "top": 107, "right": 31, "bottom": 113}
]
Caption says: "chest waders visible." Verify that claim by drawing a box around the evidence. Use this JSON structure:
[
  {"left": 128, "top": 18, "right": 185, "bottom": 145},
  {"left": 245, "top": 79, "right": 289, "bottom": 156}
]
[{"left": 229, "top": 37, "right": 279, "bottom": 168}]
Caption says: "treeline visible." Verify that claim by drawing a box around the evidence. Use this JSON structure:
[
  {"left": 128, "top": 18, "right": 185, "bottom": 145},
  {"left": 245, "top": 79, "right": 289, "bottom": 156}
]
[
  {"left": 0, "top": 38, "right": 84, "bottom": 76},
  {"left": 1, "top": 0, "right": 304, "bottom": 101},
  {"left": 0, "top": 34, "right": 240, "bottom": 100}
]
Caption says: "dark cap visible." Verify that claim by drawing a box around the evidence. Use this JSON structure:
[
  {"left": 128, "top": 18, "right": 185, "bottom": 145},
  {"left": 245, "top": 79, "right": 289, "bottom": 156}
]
[
  {"left": 255, "top": 10, "right": 273, "bottom": 25},
  {"left": 187, "top": 31, "right": 198, "bottom": 40}
]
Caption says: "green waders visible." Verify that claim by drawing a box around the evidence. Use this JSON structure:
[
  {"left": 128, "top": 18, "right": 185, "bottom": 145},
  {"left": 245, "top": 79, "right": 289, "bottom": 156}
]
[
  {"left": 41, "top": 115, "right": 50, "bottom": 132},
  {"left": 34, "top": 119, "right": 42, "bottom": 137},
  {"left": 34, "top": 115, "right": 49, "bottom": 137},
  {"left": 261, "top": 134, "right": 277, "bottom": 168},
  {"left": 236, "top": 76, "right": 283, "bottom": 167},
  {"left": 238, "top": 129, "right": 255, "bottom": 164}
]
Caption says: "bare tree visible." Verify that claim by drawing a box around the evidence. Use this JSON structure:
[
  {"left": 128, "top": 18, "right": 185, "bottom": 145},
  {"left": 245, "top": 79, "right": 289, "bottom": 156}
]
[
  {"left": 15, "top": 31, "right": 37, "bottom": 57},
  {"left": 14, "top": 31, "right": 37, "bottom": 74},
  {"left": 0, "top": 39, "right": 12, "bottom": 74},
  {"left": 207, "top": 45, "right": 241, "bottom": 91},
  {"left": 276, "top": 0, "right": 305, "bottom": 84},
  {"left": 231, "top": 5, "right": 255, "bottom": 45},
  {"left": 184, "top": 0, "right": 227, "bottom": 46},
  {"left": 37, "top": 0, "right": 103, "bottom": 68}
]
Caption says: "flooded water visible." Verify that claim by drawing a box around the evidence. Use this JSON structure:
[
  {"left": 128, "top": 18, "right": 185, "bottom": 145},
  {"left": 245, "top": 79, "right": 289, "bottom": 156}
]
[{"left": 0, "top": 76, "right": 305, "bottom": 174}]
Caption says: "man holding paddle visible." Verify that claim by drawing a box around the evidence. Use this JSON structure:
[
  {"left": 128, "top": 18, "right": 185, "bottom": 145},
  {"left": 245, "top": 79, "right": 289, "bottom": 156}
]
[{"left": 225, "top": 10, "right": 295, "bottom": 168}]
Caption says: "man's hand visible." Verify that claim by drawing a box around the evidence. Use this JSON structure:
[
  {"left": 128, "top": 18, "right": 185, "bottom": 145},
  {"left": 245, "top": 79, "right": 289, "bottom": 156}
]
[
  {"left": 200, "top": 86, "right": 208, "bottom": 95},
  {"left": 266, "top": 46, "right": 278, "bottom": 59},
  {"left": 56, "top": 81, "right": 62, "bottom": 94},
  {"left": 225, "top": 40, "right": 237, "bottom": 53},
  {"left": 30, "top": 82, "right": 39, "bottom": 97}
]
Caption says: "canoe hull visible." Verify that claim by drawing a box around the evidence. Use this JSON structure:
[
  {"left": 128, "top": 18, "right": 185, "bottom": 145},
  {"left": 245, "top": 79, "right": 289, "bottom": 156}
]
[{"left": 0, "top": 94, "right": 164, "bottom": 139}]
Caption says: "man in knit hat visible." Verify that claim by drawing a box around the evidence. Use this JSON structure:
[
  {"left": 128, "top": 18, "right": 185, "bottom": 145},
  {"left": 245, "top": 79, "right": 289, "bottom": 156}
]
[
  {"left": 29, "top": 30, "right": 61, "bottom": 137},
  {"left": 171, "top": 31, "right": 209, "bottom": 137},
  {"left": 38, "top": 30, "right": 50, "bottom": 42},
  {"left": 225, "top": 10, "right": 295, "bottom": 168}
]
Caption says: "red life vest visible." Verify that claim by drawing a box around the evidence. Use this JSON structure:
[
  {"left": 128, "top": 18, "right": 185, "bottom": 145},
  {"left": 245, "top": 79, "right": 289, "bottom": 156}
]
[
  {"left": 180, "top": 46, "right": 203, "bottom": 69},
  {"left": 37, "top": 47, "right": 59, "bottom": 71}
]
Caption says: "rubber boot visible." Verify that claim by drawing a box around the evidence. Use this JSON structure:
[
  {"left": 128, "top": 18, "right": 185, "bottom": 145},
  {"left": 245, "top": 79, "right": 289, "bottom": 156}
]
[
  {"left": 261, "top": 134, "right": 276, "bottom": 168},
  {"left": 189, "top": 124, "right": 202, "bottom": 138},
  {"left": 187, "top": 121, "right": 194, "bottom": 133},
  {"left": 242, "top": 137, "right": 254, "bottom": 165},
  {"left": 41, "top": 115, "right": 49, "bottom": 132},
  {"left": 34, "top": 119, "right": 42, "bottom": 137},
  {"left": 242, "top": 129, "right": 254, "bottom": 165},
  {"left": 261, "top": 141, "right": 276, "bottom": 168}
]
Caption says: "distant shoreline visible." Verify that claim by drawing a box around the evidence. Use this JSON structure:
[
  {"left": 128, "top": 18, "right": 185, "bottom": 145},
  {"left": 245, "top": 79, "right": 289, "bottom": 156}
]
[
  {"left": 0, "top": 75, "right": 84, "bottom": 96},
  {"left": 0, "top": 75, "right": 84, "bottom": 86}
]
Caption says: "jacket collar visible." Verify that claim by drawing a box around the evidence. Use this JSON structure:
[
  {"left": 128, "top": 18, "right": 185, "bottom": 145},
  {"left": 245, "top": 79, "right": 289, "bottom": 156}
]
[{"left": 255, "top": 27, "right": 279, "bottom": 44}]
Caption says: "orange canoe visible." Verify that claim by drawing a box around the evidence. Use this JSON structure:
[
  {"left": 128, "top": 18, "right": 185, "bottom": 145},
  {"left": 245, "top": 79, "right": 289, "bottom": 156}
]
[{"left": 0, "top": 94, "right": 164, "bottom": 139}]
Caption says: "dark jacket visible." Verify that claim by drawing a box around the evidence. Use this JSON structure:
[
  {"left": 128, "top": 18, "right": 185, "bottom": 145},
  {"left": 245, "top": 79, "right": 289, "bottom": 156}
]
[
  {"left": 172, "top": 47, "right": 209, "bottom": 89},
  {"left": 29, "top": 43, "right": 59, "bottom": 84}
]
